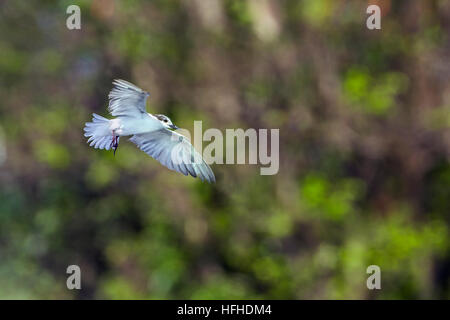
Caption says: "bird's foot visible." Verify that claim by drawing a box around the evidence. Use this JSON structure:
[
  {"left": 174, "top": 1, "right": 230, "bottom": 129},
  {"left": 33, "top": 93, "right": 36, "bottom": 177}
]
[{"left": 111, "top": 135, "right": 119, "bottom": 155}]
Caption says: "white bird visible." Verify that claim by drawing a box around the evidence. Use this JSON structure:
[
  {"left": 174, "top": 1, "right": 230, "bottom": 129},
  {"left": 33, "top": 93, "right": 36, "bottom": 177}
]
[{"left": 83, "top": 79, "right": 215, "bottom": 183}]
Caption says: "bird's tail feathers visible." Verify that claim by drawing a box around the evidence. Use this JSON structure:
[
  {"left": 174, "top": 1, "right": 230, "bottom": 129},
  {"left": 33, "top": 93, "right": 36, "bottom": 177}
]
[{"left": 83, "top": 113, "right": 117, "bottom": 150}]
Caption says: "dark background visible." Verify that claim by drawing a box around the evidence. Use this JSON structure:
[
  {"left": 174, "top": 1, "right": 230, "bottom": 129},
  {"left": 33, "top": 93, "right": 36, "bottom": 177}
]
[{"left": 0, "top": 0, "right": 449, "bottom": 299}]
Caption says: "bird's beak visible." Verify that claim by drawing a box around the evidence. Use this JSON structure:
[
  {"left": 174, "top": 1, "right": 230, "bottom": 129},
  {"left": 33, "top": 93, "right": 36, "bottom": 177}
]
[{"left": 170, "top": 124, "right": 179, "bottom": 130}]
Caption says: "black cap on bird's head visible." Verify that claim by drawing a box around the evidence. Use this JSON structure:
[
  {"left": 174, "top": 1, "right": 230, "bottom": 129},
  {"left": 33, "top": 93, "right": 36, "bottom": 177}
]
[{"left": 155, "top": 114, "right": 179, "bottom": 130}]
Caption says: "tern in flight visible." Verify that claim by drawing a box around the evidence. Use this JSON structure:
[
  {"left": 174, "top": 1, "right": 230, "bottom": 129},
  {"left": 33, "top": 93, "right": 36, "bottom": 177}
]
[{"left": 84, "top": 79, "right": 215, "bottom": 183}]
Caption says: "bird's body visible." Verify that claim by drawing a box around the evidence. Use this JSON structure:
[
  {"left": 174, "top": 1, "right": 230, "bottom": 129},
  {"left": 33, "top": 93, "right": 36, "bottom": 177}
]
[
  {"left": 83, "top": 79, "right": 215, "bottom": 183},
  {"left": 110, "top": 113, "right": 162, "bottom": 136}
]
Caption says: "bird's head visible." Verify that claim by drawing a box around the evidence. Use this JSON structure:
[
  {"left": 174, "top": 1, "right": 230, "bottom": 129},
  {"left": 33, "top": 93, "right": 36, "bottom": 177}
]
[{"left": 155, "top": 114, "right": 179, "bottom": 130}]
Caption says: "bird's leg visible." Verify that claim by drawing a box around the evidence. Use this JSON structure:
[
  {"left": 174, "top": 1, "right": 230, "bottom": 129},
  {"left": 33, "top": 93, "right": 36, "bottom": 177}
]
[
  {"left": 110, "top": 133, "right": 116, "bottom": 150},
  {"left": 111, "top": 132, "right": 119, "bottom": 156}
]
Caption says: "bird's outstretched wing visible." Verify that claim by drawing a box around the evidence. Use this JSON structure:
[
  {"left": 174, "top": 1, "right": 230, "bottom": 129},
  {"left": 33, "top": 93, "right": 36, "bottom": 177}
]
[
  {"left": 129, "top": 130, "right": 216, "bottom": 183},
  {"left": 108, "top": 79, "right": 149, "bottom": 118}
]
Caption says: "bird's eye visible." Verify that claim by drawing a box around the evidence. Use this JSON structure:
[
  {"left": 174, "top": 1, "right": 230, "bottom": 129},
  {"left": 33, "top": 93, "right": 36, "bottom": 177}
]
[{"left": 164, "top": 119, "right": 168, "bottom": 123}]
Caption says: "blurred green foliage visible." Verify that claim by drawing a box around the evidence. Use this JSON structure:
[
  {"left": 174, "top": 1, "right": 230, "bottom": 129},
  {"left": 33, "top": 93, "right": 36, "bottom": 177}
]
[{"left": 0, "top": 0, "right": 449, "bottom": 299}]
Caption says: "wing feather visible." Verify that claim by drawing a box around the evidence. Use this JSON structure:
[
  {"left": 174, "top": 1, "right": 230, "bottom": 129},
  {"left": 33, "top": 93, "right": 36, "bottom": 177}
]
[
  {"left": 108, "top": 79, "right": 149, "bottom": 118},
  {"left": 129, "top": 130, "right": 215, "bottom": 183}
]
